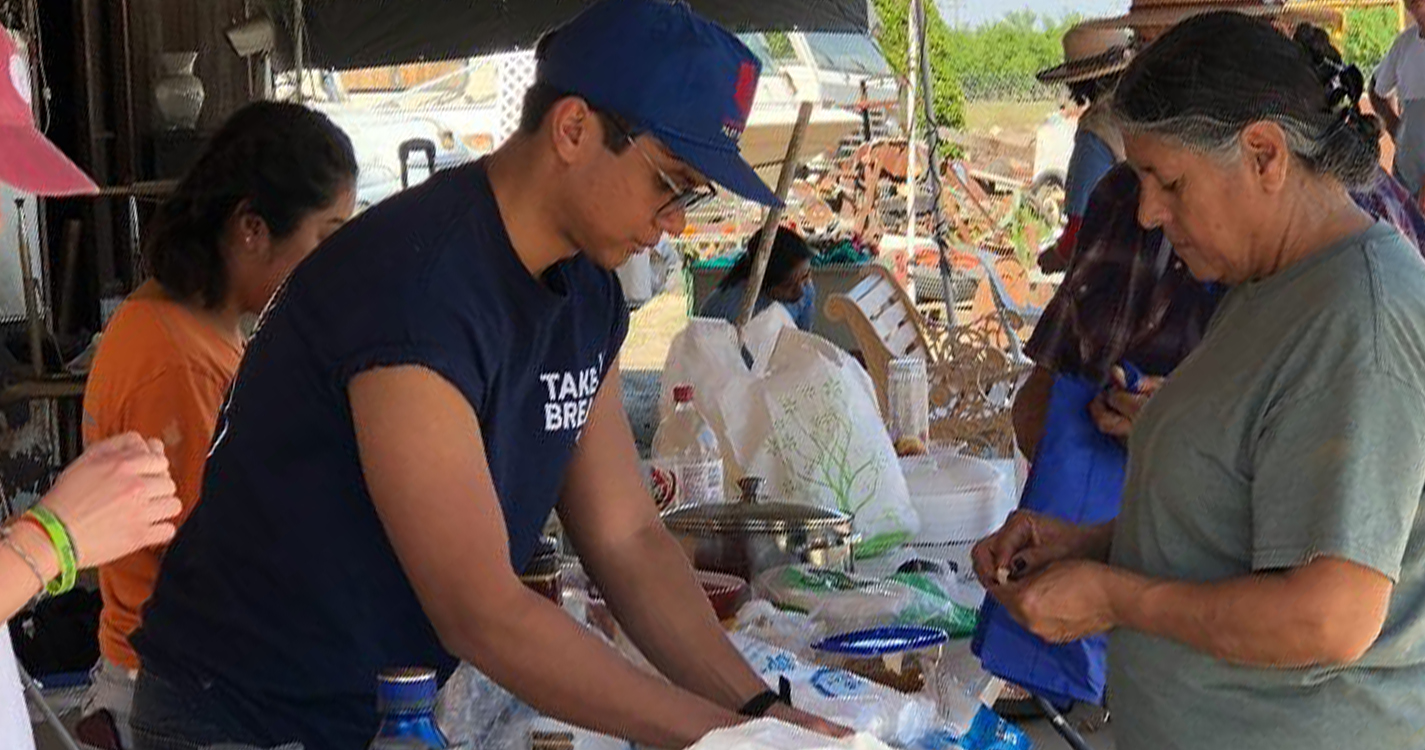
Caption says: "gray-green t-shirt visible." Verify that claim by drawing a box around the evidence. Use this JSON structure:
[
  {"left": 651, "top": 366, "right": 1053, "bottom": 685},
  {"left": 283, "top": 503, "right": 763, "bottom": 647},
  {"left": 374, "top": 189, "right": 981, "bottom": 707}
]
[{"left": 1109, "top": 222, "right": 1425, "bottom": 750}]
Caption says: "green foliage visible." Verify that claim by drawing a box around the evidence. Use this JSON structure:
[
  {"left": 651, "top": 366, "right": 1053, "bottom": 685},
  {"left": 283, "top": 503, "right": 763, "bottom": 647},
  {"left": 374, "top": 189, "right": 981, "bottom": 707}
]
[
  {"left": 871, "top": 0, "right": 967, "bottom": 129},
  {"left": 1342, "top": 7, "right": 1400, "bottom": 75},
  {"left": 944, "top": 11, "right": 1079, "bottom": 102},
  {"left": 765, "top": 30, "right": 796, "bottom": 61}
]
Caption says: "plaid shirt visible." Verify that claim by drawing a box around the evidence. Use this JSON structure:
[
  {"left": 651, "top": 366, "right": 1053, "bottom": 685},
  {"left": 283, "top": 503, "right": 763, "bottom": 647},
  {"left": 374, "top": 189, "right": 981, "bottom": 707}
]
[{"left": 1026, "top": 164, "right": 1425, "bottom": 379}]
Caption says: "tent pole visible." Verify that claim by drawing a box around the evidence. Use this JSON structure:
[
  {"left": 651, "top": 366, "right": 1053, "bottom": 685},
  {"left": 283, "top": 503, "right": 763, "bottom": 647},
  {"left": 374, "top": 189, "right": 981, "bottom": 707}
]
[
  {"left": 909, "top": 0, "right": 961, "bottom": 327},
  {"left": 293, "top": 0, "right": 305, "bottom": 103},
  {"left": 736, "top": 101, "right": 815, "bottom": 334},
  {"left": 905, "top": 0, "right": 920, "bottom": 262}
]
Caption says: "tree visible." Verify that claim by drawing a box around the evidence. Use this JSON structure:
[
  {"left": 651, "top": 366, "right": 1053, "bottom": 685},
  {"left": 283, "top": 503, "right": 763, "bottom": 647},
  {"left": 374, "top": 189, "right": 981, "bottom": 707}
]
[
  {"left": 1342, "top": 7, "right": 1400, "bottom": 75},
  {"left": 944, "top": 12, "right": 1076, "bottom": 102},
  {"left": 871, "top": 0, "right": 968, "bottom": 130}
]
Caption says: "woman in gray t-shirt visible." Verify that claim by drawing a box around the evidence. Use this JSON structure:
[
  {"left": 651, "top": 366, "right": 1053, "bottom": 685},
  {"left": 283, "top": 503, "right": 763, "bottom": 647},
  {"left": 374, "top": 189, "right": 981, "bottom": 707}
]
[{"left": 974, "top": 14, "right": 1425, "bottom": 750}]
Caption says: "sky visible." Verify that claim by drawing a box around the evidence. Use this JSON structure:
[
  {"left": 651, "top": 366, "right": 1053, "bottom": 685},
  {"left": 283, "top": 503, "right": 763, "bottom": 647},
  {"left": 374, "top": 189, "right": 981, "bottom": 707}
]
[{"left": 938, "top": 0, "right": 1130, "bottom": 28}]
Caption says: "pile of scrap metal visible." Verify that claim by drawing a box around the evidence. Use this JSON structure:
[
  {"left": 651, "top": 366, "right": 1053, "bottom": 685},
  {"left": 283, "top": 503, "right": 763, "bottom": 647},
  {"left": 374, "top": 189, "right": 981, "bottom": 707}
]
[{"left": 789, "top": 137, "right": 1040, "bottom": 251}]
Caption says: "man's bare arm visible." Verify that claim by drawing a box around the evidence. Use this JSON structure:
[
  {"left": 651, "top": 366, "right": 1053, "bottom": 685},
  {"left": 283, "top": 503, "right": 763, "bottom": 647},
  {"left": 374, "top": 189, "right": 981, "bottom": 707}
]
[
  {"left": 350, "top": 366, "right": 738, "bottom": 749},
  {"left": 557, "top": 372, "right": 766, "bottom": 709}
]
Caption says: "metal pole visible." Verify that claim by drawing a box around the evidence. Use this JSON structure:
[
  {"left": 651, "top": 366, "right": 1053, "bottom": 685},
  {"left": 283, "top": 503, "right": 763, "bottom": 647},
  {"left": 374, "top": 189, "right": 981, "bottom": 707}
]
[
  {"left": 15, "top": 200, "right": 44, "bottom": 377},
  {"left": 736, "top": 101, "right": 815, "bottom": 332},
  {"left": 20, "top": 666, "right": 84, "bottom": 750},
  {"left": 909, "top": 0, "right": 963, "bottom": 327},
  {"left": 293, "top": 0, "right": 306, "bottom": 103},
  {"left": 859, "top": 80, "right": 872, "bottom": 142},
  {"left": 128, "top": 194, "right": 142, "bottom": 282},
  {"left": 1035, "top": 697, "right": 1096, "bottom": 750},
  {"left": 905, "top": 0, "right": 920, "bottom": 258}
]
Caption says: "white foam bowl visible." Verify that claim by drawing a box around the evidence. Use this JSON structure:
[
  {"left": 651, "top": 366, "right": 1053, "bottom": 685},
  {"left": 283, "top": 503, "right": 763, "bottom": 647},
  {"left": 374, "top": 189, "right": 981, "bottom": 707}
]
[{"left": 901, "top": 453, "right": 1007, "bottom": 544}]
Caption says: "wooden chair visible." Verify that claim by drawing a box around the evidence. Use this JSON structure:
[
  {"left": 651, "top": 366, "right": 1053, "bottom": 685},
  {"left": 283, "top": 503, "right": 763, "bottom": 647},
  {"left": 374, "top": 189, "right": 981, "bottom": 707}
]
[{"left": 825, "top": 265, "right": 1029, "bottom": 457}]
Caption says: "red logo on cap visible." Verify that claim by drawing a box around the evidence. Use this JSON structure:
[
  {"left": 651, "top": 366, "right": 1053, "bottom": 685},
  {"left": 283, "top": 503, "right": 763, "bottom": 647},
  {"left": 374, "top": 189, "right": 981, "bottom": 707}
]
[{"left": 733, "top": 61, "right": 756, "bottom": 122}]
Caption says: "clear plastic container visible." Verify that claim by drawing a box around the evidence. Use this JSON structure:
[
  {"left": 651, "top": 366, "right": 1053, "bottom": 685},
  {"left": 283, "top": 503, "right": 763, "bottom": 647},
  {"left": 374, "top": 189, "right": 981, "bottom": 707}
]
[
  {"left": 651, "top": 384, "right": 725, "bottom": 508},
  {"left": 887, "top": 357, "right": 930, "bottom": 456}
]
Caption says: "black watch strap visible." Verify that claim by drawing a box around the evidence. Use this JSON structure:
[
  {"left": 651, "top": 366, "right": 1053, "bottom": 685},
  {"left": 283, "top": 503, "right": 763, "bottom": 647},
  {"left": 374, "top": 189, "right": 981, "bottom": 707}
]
[{"left": 738, "top": 676, "right": 792, "bottom": 717}]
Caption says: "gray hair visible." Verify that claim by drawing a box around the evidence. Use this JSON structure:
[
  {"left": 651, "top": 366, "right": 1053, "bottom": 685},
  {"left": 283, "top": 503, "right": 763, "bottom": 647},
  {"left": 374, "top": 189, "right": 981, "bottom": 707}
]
[
  {"left": 1111, "top": 14, "right": 1380, "bottom": 189},
  {"left": 1114, "top": 110, "right": 1375, "bottom": 188}
]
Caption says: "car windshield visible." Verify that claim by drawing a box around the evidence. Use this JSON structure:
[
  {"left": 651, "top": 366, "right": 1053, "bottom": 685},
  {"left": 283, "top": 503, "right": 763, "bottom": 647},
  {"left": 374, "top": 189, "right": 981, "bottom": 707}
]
[
  {"left": 737, "top": 32, "right": 892, "bottom": 77},
  {"left": 803, "top": 32, "right": 892, "bottom": 76}
]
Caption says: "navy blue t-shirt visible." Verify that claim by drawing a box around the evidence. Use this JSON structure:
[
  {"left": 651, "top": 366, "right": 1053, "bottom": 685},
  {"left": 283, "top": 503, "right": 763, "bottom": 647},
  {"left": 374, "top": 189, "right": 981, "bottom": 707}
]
[{"left": 132, "top": 161, "right": 628, "bottom": 749}]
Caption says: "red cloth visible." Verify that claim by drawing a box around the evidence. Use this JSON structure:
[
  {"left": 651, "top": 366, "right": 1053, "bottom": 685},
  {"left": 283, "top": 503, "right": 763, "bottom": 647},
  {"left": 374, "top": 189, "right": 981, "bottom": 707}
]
[{"left": 1053, "top": 216, "right": 1083, "bottom": 262}]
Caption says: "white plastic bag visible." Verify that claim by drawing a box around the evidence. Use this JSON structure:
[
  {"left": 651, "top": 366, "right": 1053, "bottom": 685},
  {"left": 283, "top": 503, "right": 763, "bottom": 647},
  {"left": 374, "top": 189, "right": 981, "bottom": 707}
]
[
  {"left": 662, "top": 320, "right": 919, "bottom": 555},
  {"left": 687, "top": 719, "right": 896, "bottom": 750}
]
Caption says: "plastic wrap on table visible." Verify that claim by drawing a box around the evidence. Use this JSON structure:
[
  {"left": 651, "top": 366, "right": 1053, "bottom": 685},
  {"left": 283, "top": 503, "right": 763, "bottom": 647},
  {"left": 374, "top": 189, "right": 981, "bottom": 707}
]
[
  {"left": 732, "top": 599, "right": 829, "bottom": 658},
  {"left": 687, "top": 719, "right": 897, "bottom": 750},
  {"left": 925, "top": 640, "right": 1005, "bottom": 736},
  {"left": 436, "top": 663, "right": 537, "bottom": 750},
  {"left": 756, "top": 566, "right": 979, "bottom": 638},
  {"left": 730, "top": 632, "right": 937, "bottom": 747}
]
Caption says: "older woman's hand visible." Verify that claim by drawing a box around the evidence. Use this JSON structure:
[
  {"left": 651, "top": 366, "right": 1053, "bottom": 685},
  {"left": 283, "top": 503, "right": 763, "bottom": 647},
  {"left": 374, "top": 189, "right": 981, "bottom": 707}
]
[
  {"left": 971, "top": 510, "right": 1107, "bottom": 589},
  {"left": 991, "top": 560, "right": 1120, "bottom": 643},
  {"left": 1089, "top": 367, "right": 1165, "bottom": 439}
]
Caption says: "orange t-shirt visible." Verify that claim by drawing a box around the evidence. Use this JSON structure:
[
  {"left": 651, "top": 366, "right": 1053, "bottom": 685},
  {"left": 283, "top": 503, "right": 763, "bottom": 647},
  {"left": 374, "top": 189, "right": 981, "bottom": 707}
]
[{"left": 81, "top": 280, "right": 243, "bottom": 671}]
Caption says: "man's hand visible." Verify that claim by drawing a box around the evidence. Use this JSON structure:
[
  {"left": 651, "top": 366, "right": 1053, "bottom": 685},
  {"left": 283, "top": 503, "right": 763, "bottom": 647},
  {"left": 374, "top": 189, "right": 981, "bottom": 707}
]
[
  {"left": 971, "top": 511, "right": 1107, "bottom": 589},
  {"left": 1088, "top": 366, "right": 1164, "bottom": 440},
  {"left": 765, "top": 704, "right": 853, "bottom": 739},
  {"left": 990, "top": 560, "right": 1124, "bottom": 643}
]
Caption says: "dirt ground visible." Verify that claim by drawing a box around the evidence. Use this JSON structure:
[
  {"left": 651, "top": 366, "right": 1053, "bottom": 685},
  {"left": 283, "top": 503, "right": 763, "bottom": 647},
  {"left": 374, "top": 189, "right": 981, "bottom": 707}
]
[
  {"left": 620, "top": 290, "right": 691, "bottom": 372},
  {"left": 965, "top": 100, "right": 1058, "bottom": 148}
]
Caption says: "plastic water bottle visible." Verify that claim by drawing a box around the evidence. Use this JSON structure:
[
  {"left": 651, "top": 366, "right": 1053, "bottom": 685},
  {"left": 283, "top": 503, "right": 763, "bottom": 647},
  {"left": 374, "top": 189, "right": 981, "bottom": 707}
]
[
  {"left": 651, "top": 384, "right": 725, "bottom": 509},
  {"left": 369, "top": 667, "right": 450, "bottom": 749}
]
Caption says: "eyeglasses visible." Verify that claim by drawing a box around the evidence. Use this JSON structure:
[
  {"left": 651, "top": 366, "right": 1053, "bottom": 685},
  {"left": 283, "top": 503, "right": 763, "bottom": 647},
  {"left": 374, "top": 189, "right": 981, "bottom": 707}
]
[
  {"left": 625, "top": 135, "right": 718, "bottom": 216},
  {"left": 601, "top": 114, "right": 718, "bottom": 216}
]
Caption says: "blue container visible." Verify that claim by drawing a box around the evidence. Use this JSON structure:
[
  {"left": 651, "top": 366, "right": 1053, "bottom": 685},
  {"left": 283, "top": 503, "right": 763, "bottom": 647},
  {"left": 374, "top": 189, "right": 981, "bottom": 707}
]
[{"left": 369, "top": 667, "right": 450, "bottom": 749}]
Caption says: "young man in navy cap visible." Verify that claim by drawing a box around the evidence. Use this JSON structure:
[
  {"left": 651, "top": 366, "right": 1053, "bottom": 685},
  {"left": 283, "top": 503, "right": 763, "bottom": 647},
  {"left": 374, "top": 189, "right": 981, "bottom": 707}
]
[{"left": 127, "top": 2, "right": 847, "bottom": 748}]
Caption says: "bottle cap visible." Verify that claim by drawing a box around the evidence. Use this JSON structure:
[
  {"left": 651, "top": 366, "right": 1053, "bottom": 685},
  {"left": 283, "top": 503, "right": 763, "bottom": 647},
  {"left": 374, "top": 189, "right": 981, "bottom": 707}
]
[{"left": 376, "top": 667, "right": 438, "bottom": 714}]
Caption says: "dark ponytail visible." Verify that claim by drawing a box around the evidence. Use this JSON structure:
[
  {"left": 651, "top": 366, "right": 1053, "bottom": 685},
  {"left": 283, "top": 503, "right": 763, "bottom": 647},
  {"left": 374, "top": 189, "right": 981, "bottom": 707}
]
[
  {"left": 717, "top": 226, "right": 814, "bottom": 293},
  {"left": 1113, "top": 12, "right": 1381, "bottom": 189},
  {"left": 144, "top": 101, "right": 358, "bottom": 309},
  {"left": 1291, "top": 23, "right": 1381, "bottom": 187}
]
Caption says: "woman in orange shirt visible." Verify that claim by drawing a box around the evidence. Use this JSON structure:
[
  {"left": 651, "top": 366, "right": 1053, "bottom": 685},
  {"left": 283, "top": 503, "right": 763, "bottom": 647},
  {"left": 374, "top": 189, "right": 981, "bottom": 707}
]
[{"left": 76, "top": 101, "right": 357, "bottom": 749}]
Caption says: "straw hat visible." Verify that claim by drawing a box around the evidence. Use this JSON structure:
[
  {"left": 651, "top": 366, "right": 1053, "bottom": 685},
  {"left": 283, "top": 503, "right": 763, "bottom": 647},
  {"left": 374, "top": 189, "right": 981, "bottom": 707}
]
[
  {"left": 1036, "top": 24, "right": 1134, "bottom": 85},
  {"left": 1080, "top": 0, "right": 1341, "bottom": 34}
]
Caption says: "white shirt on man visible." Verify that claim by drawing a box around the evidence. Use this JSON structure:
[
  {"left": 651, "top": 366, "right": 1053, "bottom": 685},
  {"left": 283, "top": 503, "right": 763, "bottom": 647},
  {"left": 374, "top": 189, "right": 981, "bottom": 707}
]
[{"left": 1374, "top": 24, "right": 1425, "bottom": 194}]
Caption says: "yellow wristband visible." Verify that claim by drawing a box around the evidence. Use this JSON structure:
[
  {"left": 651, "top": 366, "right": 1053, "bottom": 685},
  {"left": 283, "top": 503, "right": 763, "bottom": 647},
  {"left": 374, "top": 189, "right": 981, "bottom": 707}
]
[{"left": 24, "top": 506, "right": 76, "bottom": 595}]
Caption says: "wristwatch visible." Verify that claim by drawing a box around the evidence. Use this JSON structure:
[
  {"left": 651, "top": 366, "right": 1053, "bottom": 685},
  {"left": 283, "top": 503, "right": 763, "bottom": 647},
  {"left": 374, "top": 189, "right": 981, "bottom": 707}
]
[{"left": 738, "top": 676, "right": 792, "bottom": 717}]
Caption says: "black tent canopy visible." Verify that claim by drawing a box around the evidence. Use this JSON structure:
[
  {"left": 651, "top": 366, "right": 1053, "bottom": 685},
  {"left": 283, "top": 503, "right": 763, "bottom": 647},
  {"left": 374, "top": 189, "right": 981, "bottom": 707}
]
[{"left": 275, "top": 0, "right": 870, "bottom": 71}]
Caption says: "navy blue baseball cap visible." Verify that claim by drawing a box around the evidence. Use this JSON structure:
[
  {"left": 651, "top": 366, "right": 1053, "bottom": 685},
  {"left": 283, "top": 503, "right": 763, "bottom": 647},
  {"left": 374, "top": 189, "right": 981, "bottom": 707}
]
[{"left": 537, "top": 0, "right": 781, "bottom": 207}]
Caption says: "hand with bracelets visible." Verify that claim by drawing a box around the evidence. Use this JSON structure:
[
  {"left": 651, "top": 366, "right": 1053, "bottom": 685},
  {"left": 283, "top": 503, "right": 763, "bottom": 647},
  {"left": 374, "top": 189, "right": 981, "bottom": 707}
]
[{"left": 1, "top": 432, "right": 181, "bottom": 620}]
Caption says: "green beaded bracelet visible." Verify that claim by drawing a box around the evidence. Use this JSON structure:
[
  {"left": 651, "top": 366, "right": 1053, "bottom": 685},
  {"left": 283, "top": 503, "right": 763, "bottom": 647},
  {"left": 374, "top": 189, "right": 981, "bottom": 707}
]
[{"left": 25, "top": 506, "right": 76, "bottom": 595}]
